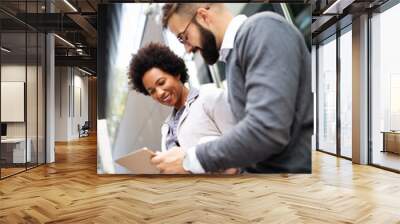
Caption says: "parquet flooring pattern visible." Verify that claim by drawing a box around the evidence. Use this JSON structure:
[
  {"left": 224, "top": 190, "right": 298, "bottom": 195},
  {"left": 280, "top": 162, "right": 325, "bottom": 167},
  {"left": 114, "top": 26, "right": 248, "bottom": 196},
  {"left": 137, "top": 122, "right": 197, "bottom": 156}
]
[{"left": 1, "top": 135, "right": 400, "bottom": 223}]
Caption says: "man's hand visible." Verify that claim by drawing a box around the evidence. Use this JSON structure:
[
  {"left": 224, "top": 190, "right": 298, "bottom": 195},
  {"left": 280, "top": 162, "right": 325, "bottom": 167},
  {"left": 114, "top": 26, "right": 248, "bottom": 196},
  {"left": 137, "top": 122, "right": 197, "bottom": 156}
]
[
  {"left": 151, "top": 147, "right": 190, "bottom": 174},
  {"left": 222, "top": 168, "right": 239, "bottom": 174}
]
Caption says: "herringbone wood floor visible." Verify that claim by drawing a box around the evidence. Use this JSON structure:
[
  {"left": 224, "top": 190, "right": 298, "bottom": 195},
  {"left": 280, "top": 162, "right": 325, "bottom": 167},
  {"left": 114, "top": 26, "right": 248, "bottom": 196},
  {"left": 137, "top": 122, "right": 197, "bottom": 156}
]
[{"left": 1, "top": 135, "right": 400, "bottom": 224}]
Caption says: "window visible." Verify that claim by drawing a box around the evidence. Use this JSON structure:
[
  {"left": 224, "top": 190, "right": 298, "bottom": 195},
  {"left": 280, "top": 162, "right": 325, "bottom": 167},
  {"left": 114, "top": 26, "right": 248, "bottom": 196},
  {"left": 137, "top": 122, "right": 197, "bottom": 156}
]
[
  {"left": 339, "top": 28, "right": 352, "bottom": 158},
  {"left": 370, "top": 2, "right": 400, "bottom": 171},
  {"left": 0, "top": 1, "right": 46, "bottom": 179},
  {"left": 317, "top": 36, "right": 337, "bottom": 154}
]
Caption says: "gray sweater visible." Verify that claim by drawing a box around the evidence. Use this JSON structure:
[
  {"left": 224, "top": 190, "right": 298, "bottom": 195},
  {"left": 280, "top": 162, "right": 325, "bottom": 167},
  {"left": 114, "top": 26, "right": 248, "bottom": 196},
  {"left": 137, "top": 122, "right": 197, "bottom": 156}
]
[{"left": 196, "top": 12, "right": 313, "bottom": 173}]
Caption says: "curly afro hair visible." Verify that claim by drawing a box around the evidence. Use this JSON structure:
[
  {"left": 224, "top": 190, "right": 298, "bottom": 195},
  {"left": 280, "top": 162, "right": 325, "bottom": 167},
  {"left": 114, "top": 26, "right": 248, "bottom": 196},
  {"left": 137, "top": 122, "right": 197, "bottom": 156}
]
[{"left": 128, "top": 42, "right": 189, "bottom": 95}]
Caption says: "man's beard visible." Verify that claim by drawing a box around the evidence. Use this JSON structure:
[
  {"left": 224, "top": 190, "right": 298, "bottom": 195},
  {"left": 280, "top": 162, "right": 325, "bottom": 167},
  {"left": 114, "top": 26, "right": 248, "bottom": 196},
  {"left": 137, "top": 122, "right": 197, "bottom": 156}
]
[{"left": 196, "top": 22, "right": 220, "bottom": 65}]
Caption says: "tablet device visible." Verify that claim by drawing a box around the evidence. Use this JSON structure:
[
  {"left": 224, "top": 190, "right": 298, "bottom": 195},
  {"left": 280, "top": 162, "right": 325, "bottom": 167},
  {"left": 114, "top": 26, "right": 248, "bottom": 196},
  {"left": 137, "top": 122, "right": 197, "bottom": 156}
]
[{"left": 115, "top": 148, "right": 160, "bottom": 174}]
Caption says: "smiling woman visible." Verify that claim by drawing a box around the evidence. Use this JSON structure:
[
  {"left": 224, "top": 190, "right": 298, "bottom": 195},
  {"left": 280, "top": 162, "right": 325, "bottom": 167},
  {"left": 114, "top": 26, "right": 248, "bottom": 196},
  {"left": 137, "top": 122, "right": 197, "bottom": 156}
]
[
  {"left": 128, "top": 42, "right": 235, "bottom": 159},
  {"left": 142, "top": 67, "right": 188, "bottom": 109},
  {"left": 129, "top": 43, "right": 189, "bottom": 108}
]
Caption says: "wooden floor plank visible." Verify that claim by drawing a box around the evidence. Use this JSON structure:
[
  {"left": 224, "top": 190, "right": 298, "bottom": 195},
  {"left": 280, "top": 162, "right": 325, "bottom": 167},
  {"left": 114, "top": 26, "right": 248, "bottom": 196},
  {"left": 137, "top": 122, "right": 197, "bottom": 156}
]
[{"left": 0, "top": 135, "right": 399, "bottom": 223}]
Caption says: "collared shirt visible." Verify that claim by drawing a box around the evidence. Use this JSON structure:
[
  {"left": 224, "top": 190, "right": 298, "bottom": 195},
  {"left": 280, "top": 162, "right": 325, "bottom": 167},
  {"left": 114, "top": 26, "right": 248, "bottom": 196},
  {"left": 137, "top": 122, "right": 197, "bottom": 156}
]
[
  {"left": 165, "top": 88, "right": 199, "bottom": 150},
  {"left": 183, "top": 15, "right": 247, "bottom": 174},
  {"left": 218, "top": 15, "right": 248, "bottom": 63}
]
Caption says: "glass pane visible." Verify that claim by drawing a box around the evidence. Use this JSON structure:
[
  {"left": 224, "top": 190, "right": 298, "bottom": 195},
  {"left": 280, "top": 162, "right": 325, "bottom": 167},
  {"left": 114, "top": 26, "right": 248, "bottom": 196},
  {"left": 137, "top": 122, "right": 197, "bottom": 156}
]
[
  {"left": 340, "top": 29, "right": 352, "bottom": 158},
  {"left": 27, "top": 31, "right": 38, "bottom": 169},
  {"left": 26, "top": 0, "right": 39, "bottom": 169},
  {"left": 74, "top": 85, "right": 81, "bottom": 138},
  {"left": 312, "top": 46, "right": 317, "bottom": 150},
  {"left": 318, "top": 37, "right": 337, "bottom": 154},
  {"left": 1, "top": 30, "right": 27, "bottom": 177},
  {"left": 371, "top": 3, "right": 400, "bottom": 171},
  {"left": 38, "top": 32, "right": 45, "bottom": 165}
]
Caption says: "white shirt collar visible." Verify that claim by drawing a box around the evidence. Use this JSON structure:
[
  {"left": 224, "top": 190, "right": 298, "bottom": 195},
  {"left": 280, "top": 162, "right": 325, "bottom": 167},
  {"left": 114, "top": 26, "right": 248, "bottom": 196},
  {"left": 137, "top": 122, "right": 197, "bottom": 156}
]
[{"left": 219, "top": 15, "right": 247, "bottom": 62}]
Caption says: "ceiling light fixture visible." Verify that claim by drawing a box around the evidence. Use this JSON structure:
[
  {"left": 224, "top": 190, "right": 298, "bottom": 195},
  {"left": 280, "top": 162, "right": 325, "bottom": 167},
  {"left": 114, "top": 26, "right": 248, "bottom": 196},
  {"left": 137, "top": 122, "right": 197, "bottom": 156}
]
[
  {"left": 63, "top": 0, "right": 78, "bottom": 12},
  {"left": 1, "top": 47, "right": 11, "bottom": 53},
  {"left": 54, "top": 34, "right": 75, "bottom": 48},
  {"left": 323, "top": 0, "right": 354, "bottom": 15},
  {"left": 78, "top": 67, "right": 92, "bottom": 76}
]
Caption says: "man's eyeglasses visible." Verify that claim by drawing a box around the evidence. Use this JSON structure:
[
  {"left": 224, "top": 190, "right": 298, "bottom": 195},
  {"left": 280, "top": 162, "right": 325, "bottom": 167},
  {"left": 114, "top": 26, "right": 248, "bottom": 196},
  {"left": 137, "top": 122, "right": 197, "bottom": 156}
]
[{"left": 176, "top": 6, "right": 209, "bottom": 44}]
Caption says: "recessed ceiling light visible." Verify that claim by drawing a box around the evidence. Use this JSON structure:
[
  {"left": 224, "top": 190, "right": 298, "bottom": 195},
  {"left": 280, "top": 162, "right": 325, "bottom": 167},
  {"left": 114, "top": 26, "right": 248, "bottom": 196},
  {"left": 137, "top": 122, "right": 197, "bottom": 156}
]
[
  {"left": 1, "top": 47, "right": 11, "bottom": 53},
  {"left": 63, "top": 0, "right": 78, "bottom": 12},
  {"left": 78, "top": 67, "right": 92, "bottom": 76},
  {"left": 54, "top": 34, "right": 75, "bottom": 48},
  {"left": 322, "top": 0, "right": 353, "bottom": 15}
]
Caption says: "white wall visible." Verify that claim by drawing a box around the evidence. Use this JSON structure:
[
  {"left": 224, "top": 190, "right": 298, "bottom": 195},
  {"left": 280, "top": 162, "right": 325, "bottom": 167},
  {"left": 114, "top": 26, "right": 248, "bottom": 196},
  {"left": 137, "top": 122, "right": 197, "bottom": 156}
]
[
  {"left": 1, "top": 65, "right": 41, "bottom": 137},
  {"left": 72, "top": 72, "right": 89, "bottom": 138},
  {"left": 1, "top": 64, "right": 26, "bottom": 81},
  {"left": 1, "top": 82, "right": 25, "bottom": 122},
  {"left": 1, "top": 65, "right": 26, "bottom": 131},
  {"left": 1, "top": 63, "right": 46, "bottom": 163},
  {"left": 55, "top": 67, "right": 89, "bottom": 141},
  {"left": 55, "top": 66, "right": 69, "bottom": 141},
  {"left": 1, "top": 65, "right": 27, "bottom": 144}
]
